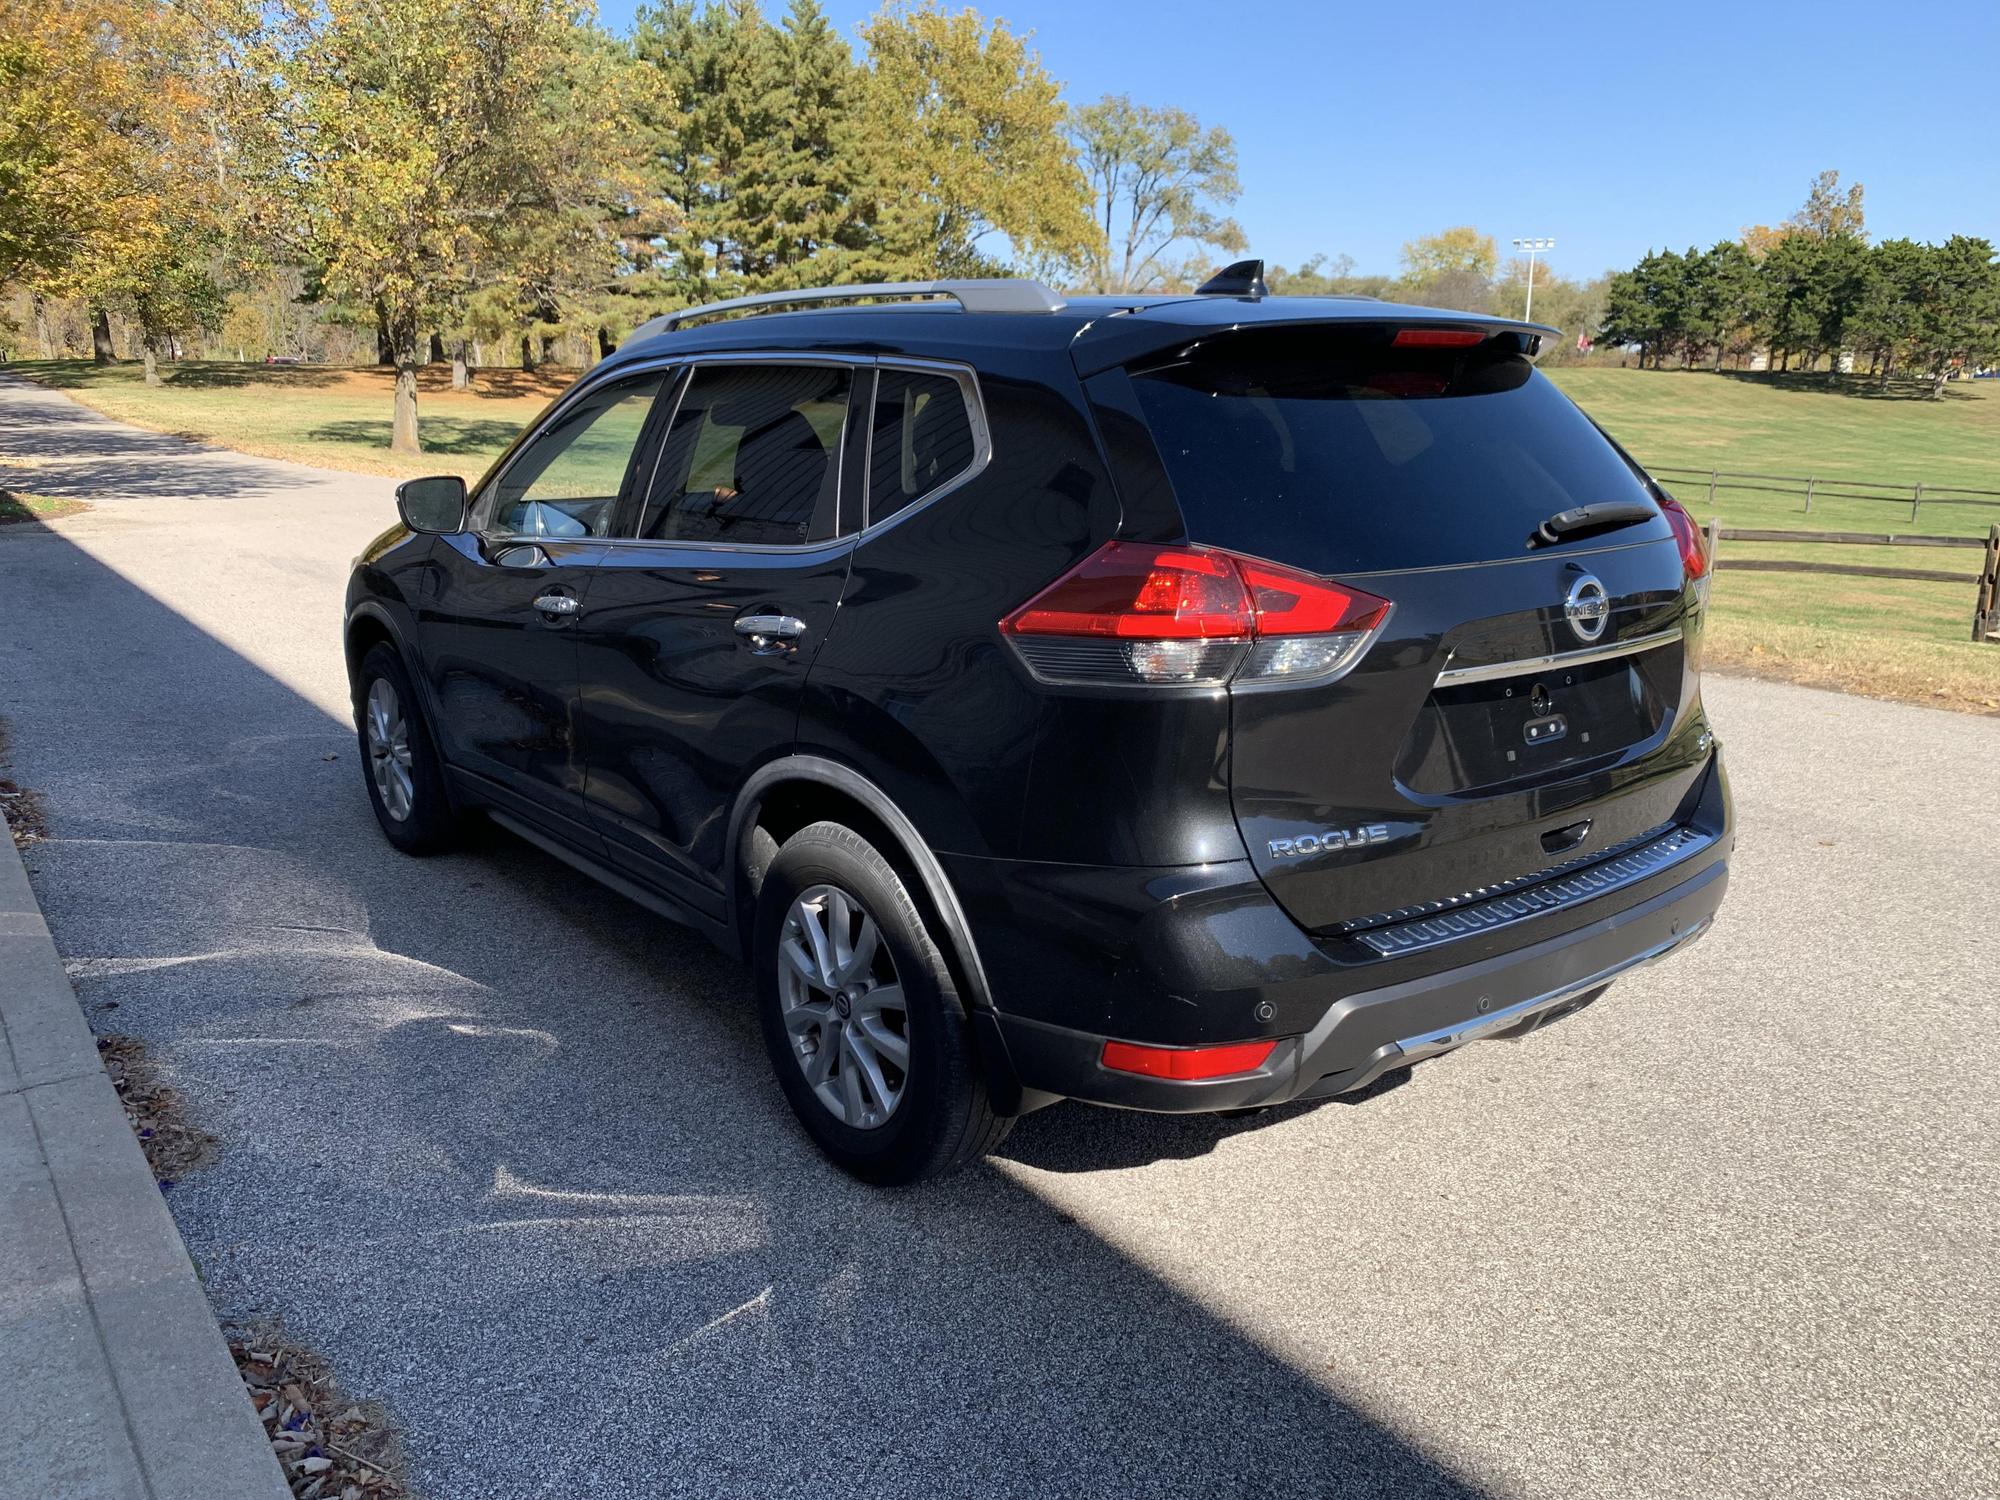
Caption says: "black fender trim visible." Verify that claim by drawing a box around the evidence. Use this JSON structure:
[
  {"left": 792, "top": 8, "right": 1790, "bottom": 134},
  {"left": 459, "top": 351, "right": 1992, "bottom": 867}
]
[
  {"left": 343, "top": 601, "right": 436, "bottom": 718},
  {"left": 725, "top": 756, "right": 1034, "bottom": 1116}
]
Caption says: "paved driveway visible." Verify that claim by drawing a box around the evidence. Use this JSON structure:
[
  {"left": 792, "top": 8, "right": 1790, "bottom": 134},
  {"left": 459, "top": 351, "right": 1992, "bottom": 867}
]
[{"left": 1, "top": 377, "right": 1994, "bottom": 1499}]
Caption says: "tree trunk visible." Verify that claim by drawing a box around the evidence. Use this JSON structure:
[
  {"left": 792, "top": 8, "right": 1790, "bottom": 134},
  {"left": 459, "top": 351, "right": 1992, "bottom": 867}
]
[
  {"left": 142, "top": 339, "right": 161, "bottom": 387},
  {"left": 472, "top": 338, "right": 484, "bottom": 369},
  {"left": 31, "top": 295, "right": 54, "bottom": 360},
  {"left": 520, "top": 334, "right": 536, "bottom": 372},
  {"left": 428, "top": 332, "right": 446, "bottom": 364},
  {"left": 390, "top": 326, "right": 422, "bottom": 454},
  {"left": 91, "top": 308, "right": 116, "bottom": 365},
  {"left": 450, "top": 339, "right": 469, "bottom": 391}
]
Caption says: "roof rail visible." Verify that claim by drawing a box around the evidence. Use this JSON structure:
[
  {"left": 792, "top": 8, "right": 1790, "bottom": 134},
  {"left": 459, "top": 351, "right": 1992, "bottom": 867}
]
[{"left": 630, "top": 278, "right": 1067, "bottom": 342}]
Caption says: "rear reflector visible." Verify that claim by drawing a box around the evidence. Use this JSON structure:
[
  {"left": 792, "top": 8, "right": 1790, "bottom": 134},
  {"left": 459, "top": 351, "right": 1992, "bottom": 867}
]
[
  {"left": 1000, "top": 541, "right": 1390, "bottom": 687},
  {"left": 1101, "top": 1038, "right": 1278, "bottom": 1081},
  {"left": 1391, "top": 327, "right": 1486, "bottom": 348}
]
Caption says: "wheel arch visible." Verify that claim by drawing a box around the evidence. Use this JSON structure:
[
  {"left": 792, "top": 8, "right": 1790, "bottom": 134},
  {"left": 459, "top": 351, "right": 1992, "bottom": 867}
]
[
  {"left": 726, "top": 757, "right": 994, "bottom": 1015},
  {"left": 344, "top": 602, "right": 436, "bottom": 719},
  {"left": 727, "top": 757, "right": 1033, "bottom": 1113}
]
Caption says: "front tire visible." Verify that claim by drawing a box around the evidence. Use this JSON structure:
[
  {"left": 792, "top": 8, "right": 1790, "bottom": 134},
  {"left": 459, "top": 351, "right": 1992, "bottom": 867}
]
[
  {"left": 754, "top": 821, "right": 1010, "bottom": 1184},
  {"left": 354, "top": 642, "right": 459, "bottom": 855}
]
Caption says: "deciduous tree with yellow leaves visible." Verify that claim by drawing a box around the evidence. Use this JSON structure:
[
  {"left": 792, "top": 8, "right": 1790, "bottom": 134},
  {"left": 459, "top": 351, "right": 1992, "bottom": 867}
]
[
  {"left": 0, "top": 0, "right": 246, "bottom": 379},
  {"left": 246, "top": 0, "right": 657, "bottom": 453}
]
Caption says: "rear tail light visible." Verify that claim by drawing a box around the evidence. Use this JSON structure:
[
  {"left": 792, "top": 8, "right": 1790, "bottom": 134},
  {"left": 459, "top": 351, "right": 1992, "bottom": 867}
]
[
  {"left": 1000, "top": 541, "right": 1391, "bottom": 688},
  {"left": 1655, "top": 491, "right": 1710, "bottom": 581},
  {"left": 1101, "top": 1038, "right": 1277, "bottom": 1080}
]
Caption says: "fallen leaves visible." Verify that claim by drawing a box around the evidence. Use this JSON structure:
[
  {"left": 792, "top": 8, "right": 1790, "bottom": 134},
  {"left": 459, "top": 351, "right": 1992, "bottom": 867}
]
[
  {"left": 0, "top": 776, "right": 48, "bottom": 847},
  {"left": 97, "top": 1034, "right": 217, "bottom": 1183},
  {"left": 230, "top": 1327, "right": 413, "bottom": 1499}
]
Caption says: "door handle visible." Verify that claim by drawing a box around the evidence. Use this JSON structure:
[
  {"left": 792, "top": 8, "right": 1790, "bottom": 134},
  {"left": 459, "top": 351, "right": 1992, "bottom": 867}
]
[
  {"left": 532, "top": 593, "right": 580, "bottom": 616},
  {"left": 734, "top": 614, "right": 807, "bottom": 653}
]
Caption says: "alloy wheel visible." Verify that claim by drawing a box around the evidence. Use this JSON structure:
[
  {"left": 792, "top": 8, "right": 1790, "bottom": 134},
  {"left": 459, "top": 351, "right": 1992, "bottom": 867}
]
[
  {"left": 365, "top": 677, "right": 416, "bottom": 822},
  {"left": 777, "top": 884, "right": 909, "bottom": 1130}
]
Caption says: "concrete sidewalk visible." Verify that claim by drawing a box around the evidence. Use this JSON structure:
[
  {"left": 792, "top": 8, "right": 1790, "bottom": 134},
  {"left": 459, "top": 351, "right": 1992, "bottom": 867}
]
[{"left": 0, "top": 829, "right": 287, "bottom": 1500}]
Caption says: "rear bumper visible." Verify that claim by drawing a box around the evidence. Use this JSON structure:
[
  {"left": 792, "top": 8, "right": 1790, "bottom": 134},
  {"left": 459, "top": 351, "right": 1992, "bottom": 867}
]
[
  {"left": 956, "top": 749, "right": 1734, "bottom": 1114},
  {"left": 987, "top": 853, "right": 1724, "bottom": 1112}
]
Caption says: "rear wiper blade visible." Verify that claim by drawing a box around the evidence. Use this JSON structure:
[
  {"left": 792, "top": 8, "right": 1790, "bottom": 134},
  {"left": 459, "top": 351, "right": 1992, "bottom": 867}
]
[{"left": 1527, "top": 500, "right": 1657, "bottom": 549}]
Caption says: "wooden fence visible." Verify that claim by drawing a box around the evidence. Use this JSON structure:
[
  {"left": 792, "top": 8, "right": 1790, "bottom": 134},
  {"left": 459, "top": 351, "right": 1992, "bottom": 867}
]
[
  {"left": 1701, "top": 519, "right": 2000, "bottom": 642},
  {"left": 1657, "top": 465, "right": 2000, "bottom": 522}
]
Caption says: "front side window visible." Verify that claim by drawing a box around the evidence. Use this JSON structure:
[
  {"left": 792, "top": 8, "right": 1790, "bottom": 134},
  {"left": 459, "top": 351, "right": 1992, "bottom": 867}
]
[
  {"left": 635, "top": 363, "right": 851, "bottom": 545},
  {"left": 867, "top": 368, "right": 978, "bottom": 525},
  {"left": 487, "top": 372, "right": 668, "bottom": 538}
]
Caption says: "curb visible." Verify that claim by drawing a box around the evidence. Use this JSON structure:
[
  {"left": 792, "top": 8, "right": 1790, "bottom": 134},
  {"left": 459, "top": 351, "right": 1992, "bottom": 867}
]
[{"left": 0, "top": 828, "right": 290, "bottom": 1500}]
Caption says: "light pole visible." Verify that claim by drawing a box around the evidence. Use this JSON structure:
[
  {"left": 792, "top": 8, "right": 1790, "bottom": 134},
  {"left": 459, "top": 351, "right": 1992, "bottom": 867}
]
[{"left": 1512, "top": 237, "right": 1555, "bottom": 321}]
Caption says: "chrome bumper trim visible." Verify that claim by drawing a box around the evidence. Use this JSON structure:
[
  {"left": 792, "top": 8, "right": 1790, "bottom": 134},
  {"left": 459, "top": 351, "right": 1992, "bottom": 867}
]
[
  {"left": 1433, "top": 625, "right": 1684, "bottom": 687},
  {"left": 1354, "top": 825, "right": 1716, "bottom": 957},
  {"left": 1390, "top": 916, "right": 1713, "bottom": 1068}
]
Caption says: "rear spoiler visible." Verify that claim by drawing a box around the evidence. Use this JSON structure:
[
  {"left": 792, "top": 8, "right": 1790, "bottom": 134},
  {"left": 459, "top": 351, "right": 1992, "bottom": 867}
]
[{"left": 1069, "top": 307, "right": 1563, "bottom": 378}]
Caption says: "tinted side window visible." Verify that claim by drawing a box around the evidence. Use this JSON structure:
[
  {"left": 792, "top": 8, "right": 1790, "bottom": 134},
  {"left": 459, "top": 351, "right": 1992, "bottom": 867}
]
[
  {"left": 488, "top": 372, "right": 666, "bottom": 538},
  {"left": 867, "top": 368, "right": 978, "bottom": 525},
  {"left": 636, "top": 364, "right": 851, "bottom": 545}
]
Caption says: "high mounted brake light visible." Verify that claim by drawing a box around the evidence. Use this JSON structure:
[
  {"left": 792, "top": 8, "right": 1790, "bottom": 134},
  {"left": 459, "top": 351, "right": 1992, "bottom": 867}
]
[
  {"left": 1000, "top": 541, "right": 1390, "bottom": 687},
  {"left": 1391, "top": 327, "right": 1487, "bottom": 348}
]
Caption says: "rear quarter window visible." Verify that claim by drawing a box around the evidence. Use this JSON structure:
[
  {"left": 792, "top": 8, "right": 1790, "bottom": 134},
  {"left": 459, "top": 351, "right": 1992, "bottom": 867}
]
[{"left": 1126, "top": 325, "right": 1668, "bottom": 575}]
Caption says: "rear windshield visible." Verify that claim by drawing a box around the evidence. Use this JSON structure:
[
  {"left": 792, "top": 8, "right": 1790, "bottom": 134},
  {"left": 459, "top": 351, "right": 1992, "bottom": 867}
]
[{"left": 1126, "top": 325, "right": 1666, "bottom": 575}]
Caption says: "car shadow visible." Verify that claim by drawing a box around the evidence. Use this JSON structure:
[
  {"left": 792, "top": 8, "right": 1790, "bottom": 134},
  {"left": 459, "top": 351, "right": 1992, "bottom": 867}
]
[
  {"left": 0, "top": 517, "right": 1495, "bottom": 1499},
  {"left": 998, "top": 1069, "right": 1415, "bottom": 1173}
]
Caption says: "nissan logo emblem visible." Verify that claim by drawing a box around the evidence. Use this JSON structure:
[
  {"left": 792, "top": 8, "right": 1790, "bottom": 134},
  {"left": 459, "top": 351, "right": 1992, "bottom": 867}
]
[{"left": 1563, "top": 575, "right": 1610, "bottom": 643}]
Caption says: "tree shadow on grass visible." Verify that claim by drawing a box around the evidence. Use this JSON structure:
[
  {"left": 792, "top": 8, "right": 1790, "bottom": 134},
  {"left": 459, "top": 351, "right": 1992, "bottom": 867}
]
[
  {"left": 1706, "top": 368, "right": 1980, "bottom": 403},
  {"left": 158, "top": 362, "right": 348, "bottom": 391},
  {"left": 0, "top": 359, "right": 348, "bottom": 392},
  {"left": 305, "top": 417, "right": 526, "bottom": 459}
]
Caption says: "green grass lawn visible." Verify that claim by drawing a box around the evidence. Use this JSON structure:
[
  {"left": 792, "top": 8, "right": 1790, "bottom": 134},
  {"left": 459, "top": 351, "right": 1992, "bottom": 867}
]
[
  {"left": 1545, "top": 367, "right": 2000, "bottom": 713},
  {"left": 1548, "top": 366, "right": 2000, "bottom": 536}
]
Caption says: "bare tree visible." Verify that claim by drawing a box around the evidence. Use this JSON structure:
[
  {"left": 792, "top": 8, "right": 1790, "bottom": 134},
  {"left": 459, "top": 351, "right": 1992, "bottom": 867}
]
[{"left": 1071, "top": 95, "right": 1244, "bottom": 294}]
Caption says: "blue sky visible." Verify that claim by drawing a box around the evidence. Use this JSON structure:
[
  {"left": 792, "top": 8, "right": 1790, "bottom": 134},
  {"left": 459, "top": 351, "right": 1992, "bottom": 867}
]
[{"left": 594, "top": 0, "right": 2000, "bottom": 281}]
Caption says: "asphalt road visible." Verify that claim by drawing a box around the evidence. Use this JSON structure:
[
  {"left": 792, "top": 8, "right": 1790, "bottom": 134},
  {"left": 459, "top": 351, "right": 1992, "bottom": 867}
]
[{"left": 1, "top": 376, "right": 1994, "bottom": 1500}]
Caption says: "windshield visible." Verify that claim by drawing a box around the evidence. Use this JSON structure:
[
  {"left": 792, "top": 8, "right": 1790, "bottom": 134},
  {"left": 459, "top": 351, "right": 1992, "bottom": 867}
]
[{"left": 1126, "top": 325, "right": 1668, "bottom": 575}]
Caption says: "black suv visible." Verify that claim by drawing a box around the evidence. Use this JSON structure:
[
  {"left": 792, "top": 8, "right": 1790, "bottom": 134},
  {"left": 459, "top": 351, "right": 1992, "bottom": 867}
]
[{"left": 345, "top": 265, "right": 1732, "bottom": 1183}]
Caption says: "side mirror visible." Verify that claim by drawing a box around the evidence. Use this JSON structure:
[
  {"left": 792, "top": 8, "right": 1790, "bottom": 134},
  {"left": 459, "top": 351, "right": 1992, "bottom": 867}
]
[{"left": 395, "top": 475, "right": 468, "bottom": 534}]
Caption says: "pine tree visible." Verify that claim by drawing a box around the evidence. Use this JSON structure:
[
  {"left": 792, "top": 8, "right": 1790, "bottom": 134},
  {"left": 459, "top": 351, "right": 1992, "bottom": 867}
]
[{"left": 764, "top": 0, "right": 866, "bottom": 289}]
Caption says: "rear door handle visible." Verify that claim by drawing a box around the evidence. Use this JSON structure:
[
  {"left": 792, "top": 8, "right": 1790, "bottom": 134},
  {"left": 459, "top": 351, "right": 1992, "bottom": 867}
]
[
  {"left": 532, "top": 592, "right": 580, "bottom": 616},
  {"left": 734, "top": 614, "right": 807, "bottom": 653}
]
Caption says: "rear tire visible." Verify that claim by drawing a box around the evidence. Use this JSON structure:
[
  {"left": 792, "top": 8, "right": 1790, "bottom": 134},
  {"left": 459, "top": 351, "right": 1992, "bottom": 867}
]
[
  {"left": 754, "top": 821, "right": 1010, "bottom": 1184},
  {"left": 354, "top": 642, "right": 459, "bottom": 855}
]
